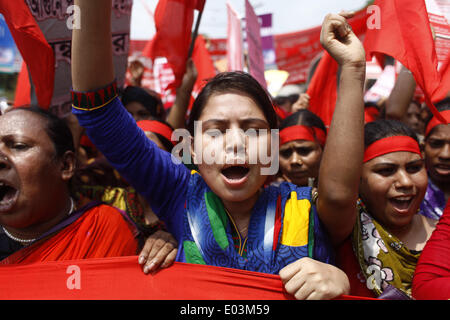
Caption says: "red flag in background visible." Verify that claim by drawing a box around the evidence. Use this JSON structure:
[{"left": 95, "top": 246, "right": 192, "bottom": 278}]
[
  {"left": 192, "top": 34, "right": 216, "bottom": 95},
  {"left": 143, "top": 0, "right": 205, "bottom": 91},
  {"left": 306, "top": 51, "right": 338, "bottom": 128},
  {"left": 434, "top": 54, "right": 450, "bottom": 102},
  {"left": 13, "top": 62, "right": 31, "bottom": 107},
  {"left": 364, "top": 0, "right": 446, "bottom": 122},
  {"left": 0, "top": 0, "right": 54, "bottom": 109}
]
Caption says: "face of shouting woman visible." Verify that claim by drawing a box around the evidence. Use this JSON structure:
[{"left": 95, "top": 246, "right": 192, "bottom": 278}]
[
  {"left": 0, "top": 110, "right": 75, "bottom": 232},
  {"left": 191, "top": 92, "right": 272, "bottom": 206},
  {"left": 359, "top": 151, "right": 428, "bottom": 234}
]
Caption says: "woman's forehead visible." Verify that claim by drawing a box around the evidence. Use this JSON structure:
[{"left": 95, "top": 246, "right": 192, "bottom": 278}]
[
  {"left": 365, "top": 151, "right": 422, "bottom": 165},
  {"left": 280, "top": 140, "right": 317, "bottom": 149},
  {"left": 199, "top": 92, "right": 267, "bottom": 121},
  {"left": 0, "top": 110, "right": 45, "bottom": 133},
  {"left": 428, "top": 123, "right": 450, "bottom": 139}
]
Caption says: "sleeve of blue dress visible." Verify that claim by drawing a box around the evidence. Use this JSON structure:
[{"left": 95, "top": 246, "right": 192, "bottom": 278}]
[{"left": 71, "top": 85, "right": 190, "bottom": 237}]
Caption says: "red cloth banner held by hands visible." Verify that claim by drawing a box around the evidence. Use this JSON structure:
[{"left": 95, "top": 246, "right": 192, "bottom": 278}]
[
  {"left": 0, "top": 257, "right": 377, "bottom": 300},
  {"left": 0, "top": 0, "right": 55, "bottom": 109},
  {"left": 144, "top": 0, "right": 205, "bottom": 91},
  {"left": 364, "top": 0, "right": 446, "bottom": 123}
]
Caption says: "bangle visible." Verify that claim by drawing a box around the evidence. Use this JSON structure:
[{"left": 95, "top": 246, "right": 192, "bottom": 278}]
[{"left": 71, "top": 80, "right": 118, "bottom": 111}]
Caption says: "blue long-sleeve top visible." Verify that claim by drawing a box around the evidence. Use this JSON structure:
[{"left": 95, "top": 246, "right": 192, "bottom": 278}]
[{"left": 73, "top": 96, "right": 334, "bottom": 271}]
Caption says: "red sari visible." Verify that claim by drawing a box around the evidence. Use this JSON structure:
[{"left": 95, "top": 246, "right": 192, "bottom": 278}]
[
  {"left": 0, "top": 202, "right": 140, "bottom": 264},
  {"left": 412, "top": 200, "right": 450, "bottom": 299}
]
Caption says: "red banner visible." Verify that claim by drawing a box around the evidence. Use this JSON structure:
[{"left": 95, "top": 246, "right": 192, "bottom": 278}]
[
  {"left": 0, "top": 256, "right": 376, "bottom": 300},
  {"left": 274, "top": 9, "right": 368, "bottom": 85}
]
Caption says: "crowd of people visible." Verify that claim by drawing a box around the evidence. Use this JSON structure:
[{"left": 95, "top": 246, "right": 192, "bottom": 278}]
[{"left": 0, "top": 0, "right": 449, "bottom": 300}]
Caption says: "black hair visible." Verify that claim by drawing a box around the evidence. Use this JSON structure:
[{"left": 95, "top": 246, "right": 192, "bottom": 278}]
[
  {"left": 364, "top": 119, "right": 419, "bottom": 148},
  {"left": 121, "top": 86, "right": 165, "bottom": 120},
  {"left": 7, "top": 107, "right": 75, "bottom": 158},
  {"left": 187, "top": 71, "right": 278, "bottom": 135},
  {"left": 279, "top": 109, "right": 327, "bottom": 134},
  {"left": 424, "top": 97, "right": 450, "bottom": 138}
]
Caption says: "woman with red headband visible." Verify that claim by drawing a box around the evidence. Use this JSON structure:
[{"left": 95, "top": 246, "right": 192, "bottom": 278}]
[
  {"left": 278, "top": 110, "right": 327, "bottom": 187},
  {"left": 419, "top": 100, "right": 450, "bottom": 220},
  {"left": 336, "top": 119, "right": 436, "bottom": 298},
  {"left": 73, "top": 119, "right": 178, "bottom": 273}
]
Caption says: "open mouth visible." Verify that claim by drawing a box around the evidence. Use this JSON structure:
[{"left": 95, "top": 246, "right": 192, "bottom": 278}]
[
  {"left": 221, "top": 166, "right": 250, "bottom": 181},
  {"left": 434, "top": 164, "right": 450, "bottom": 176},
  {"left": 0, "top": 182, "right": 19, "bottom": 212},
  {"left": 388, "top": 196, "right": 414, "bottom": 214}
]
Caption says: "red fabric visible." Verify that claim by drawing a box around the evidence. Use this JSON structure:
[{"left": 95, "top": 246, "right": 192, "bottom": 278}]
[
  {"left": 13, "top": 62, "right": 31, "bottom": 107},
  {"left": 363, "top": 136, "right": 422, "bottom": 163},
  {"left": 0, "top": 256, "right": 377, "bottom": 300},
  {"left": 0, "top": 0, "right": 54, "bottom": 109},
  {"left": 364, "top": 106, "right": 380, "bottom": 124},
  {"left": 0, "top": 204, "right": 139, "bottom": 264},
  {"left": 364, "top": 0, "right": 445, "bottom": 123},
  {"left": 279, "top": 126, "right": 326, "bottom": 147},
  {"left": 274, "top": 9, "right": 368, "bottom": 85},
  {"left": 336, "top": 238, "right": 375, "bottom": 298},
  {"left": 336, "top": 238, "right": 376, "bottom": 298},
  {"left": 143, "top": 0, "right": 203, "bottom": 91},
  {"left": 306, "top": 51, "right": 338, "bottom": 128},
  {"left": 274, "top": 105, "right": 290, "bottom": 119},
  {"left": 413, "top": 200, "right": 450, "bottom": 300},
  {"left": 137, "top": 120, "right": 175, "bottom": 145},
  {"left": 193, "top": 0, "right": 206, "bottom": 11},
  {"left": 425, "top": 110, "right": 450, "bottom": 136},
  {"left": 433, "top": 54, "right": 450, "bottom": 103},
  {"left": 192, "top": 34, "right": 216, "bottom": 96}
]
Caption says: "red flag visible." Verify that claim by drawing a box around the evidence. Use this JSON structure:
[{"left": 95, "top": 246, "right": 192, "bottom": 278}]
[
  {"left": 306, "top": 51, "right": 338, "bottom": 128},
  {"left": 13, "top": 62, "right": 31, "bottom": 107},
  {"left": 433, "top": 54, "right": 450, "bottom": 102},
  {"left": 192, "top": 34, "right": 216, "bottom": 95},
  {"left": 364, "top": 0, "right": 445, "bottom": 122},
  {"left": 143, "top": 0, "right": 205, "bottom": 91},
  {"left": 0, "top": 0, "right": 54, "bottom": 109}
]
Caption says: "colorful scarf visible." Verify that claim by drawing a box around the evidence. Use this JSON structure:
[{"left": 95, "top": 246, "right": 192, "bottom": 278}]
[
  {"left": 182, "top": 171, "right": 333, "bottom": 274},
  {"left": 419, "top": 178, "right": 446, "bottom": 220},
  {"left": 353, "top": 200, "right": 420, "bottom": 297}
]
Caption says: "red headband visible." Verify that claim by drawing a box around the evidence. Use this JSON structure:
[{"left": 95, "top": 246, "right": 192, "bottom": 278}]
[
  {"left": 137, "top": 120, "right": 175, "bottom": 145},
  {"left": 279, "top": 125, "right": 327, "bottom": 146},
  {"left": 363, "top": 136, "right": 421, "bottom": 163},
  {"left": 425, "top": 110, "right": 450, "bottom": 136}
]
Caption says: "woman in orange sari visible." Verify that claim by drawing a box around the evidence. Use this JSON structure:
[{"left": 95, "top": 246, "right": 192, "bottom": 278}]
[{"left": 0, "top": 107, "right": 175, "bottom": 266}]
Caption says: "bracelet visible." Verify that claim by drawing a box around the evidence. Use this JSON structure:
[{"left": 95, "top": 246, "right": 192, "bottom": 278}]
[{"left": 71, "top": 80, "right": 118, "bottom": 111}]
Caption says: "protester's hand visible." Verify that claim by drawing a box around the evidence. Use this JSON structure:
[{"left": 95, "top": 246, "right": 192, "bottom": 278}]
[
  {"left": 320, "top": 11, "right": 365, "bottom": 68},
  {"left": 291, "top": 93, "right": 311, "bottom": 112},
  {"left": 138, "top": 229, "right": 178, "bottom": 274},
  {"left": 279, "top": 257, "right": 350, "bottom": 300},
  {"left": 180, "top": 58, "right": 198, "bottom": 91},
  {"left": 128, "top": 60, "right": 145, "bottom": 86}
]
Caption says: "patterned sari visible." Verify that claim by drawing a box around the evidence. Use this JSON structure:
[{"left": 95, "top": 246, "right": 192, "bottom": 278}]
[
  {"left": 353, "top": 200, "right": 419, "bottom": 298},
  {"left": 181, "top": 171, "right": 334, "bottom": 274}
]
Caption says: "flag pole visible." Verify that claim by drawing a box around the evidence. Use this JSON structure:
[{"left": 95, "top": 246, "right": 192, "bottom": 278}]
[{"left": 187, "top": 8, "right": 204, "bottom": 59}]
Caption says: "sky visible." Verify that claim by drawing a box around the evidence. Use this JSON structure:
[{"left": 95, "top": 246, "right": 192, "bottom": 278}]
[{"left": 130, "top": 0, "right": 369, "bottom": 40}]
